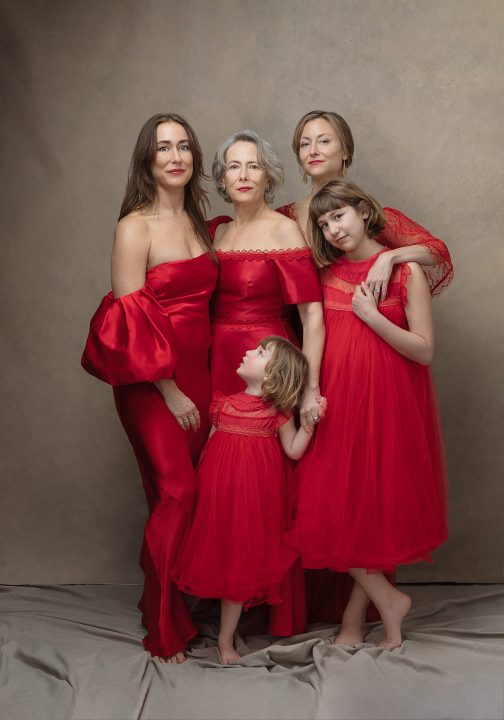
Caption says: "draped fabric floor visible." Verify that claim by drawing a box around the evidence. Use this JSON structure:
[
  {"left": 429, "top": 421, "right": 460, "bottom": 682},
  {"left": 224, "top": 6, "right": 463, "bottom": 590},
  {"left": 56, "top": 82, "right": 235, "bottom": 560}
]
[{"left": 1, "top": 583, "right": 503, "bottom": 720}]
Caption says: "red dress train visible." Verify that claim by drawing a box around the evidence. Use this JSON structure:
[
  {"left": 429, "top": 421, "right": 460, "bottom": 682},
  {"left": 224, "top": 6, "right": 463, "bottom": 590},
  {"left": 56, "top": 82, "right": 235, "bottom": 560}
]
[
  {"left": 82, "top": 253, "right": 217, "bottom": 657},
  {"left": 208, "top": 215, "right": 321, "bottom": 635},
  {"left": 173, "top": 392, "right": 298, "bottom": 607},
  {"left": 289, "top": 251, "right": 448, "bottom": 571}
]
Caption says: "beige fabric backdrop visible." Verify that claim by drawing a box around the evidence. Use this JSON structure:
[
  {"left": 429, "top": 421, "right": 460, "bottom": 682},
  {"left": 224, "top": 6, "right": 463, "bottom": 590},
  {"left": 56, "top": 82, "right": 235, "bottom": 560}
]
[{"left": 1, "top": 0, "right": 502, "bottom": 584}]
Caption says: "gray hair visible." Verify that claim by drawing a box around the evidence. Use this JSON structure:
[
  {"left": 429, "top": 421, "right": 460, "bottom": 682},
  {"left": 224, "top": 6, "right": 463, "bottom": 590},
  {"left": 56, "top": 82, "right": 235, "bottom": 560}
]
[{"left": 212, "top": 130, "right": 284, "bottom": 204}]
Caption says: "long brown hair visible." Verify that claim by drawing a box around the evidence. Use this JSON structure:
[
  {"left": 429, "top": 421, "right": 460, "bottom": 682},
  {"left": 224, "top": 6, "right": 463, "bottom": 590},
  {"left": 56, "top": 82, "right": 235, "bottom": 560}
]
[
  {"left": 119, "top": 113, "right": 213, "bottom": 256},
  {"left": 259, "top": 336, "right": 309, "bottom": 412},
  {"left": 309, "top": 178, "right": 386, "bottom": 268}
]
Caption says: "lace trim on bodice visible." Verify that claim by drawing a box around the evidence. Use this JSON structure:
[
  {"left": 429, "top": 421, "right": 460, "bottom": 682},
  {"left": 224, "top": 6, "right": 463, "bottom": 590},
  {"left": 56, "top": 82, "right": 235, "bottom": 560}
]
[
  {"left": 321, "top": 261, "right": 412, "bottom": 310},
  {"left": 216, "top": 424, "right": 280, "bottom": 437},
  {"left": 212, "top": 315, "right": 292, "bottom": 327},
  {"left": 215, "top": 247, "right": 311, "bottom": 261}
]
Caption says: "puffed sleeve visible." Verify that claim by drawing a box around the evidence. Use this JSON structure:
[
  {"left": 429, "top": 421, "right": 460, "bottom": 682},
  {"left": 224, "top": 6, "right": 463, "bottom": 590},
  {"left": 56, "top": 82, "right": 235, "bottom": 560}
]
[
  {"left": 81, "top": 284, "right": 177, "bottom": 386},
  {"left": 271, "top": 409, "right": 291, "bottom": 430},
  {"left": 207, "top": 215, "right": 233, "bottom": 240},
  {"left": 209, "top": 391, "right": 227, "bottom": 426},
  {"left": 379, "top": 208, "right": 454, "bottom": 296},
  {"left": 273, "top": 249, "right": 322, "bottom": 304}
]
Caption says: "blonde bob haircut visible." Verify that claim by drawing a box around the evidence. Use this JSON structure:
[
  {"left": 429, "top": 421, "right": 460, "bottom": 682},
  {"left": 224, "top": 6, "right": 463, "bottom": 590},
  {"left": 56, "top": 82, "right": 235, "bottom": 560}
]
[
  {"left": 309, "top": 178, "right": 387, "bottom": 269},
  {"left": 212, "top": 130, "right": 284, "bottom": 204},
  {"left": 258, "top": 336, "right": 308, "bottom": 413},
  {"left": 292, "top": 111, "right": 355, "bottom": 174}
]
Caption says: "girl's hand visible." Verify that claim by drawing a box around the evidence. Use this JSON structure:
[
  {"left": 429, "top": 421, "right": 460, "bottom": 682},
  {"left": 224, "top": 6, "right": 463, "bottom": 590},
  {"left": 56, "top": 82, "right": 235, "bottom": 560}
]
[
  {"left": 158, "top": 381, "right": 201, "bottom": 432},
  {"left": 352, "top": 282, "right": 380, "bottom": 324},
  {"left": 300, "top": 387, "right": 328, "bottom": 432},
  {"left": 364, "top": 251, "right": 394, "bottom": 302}
]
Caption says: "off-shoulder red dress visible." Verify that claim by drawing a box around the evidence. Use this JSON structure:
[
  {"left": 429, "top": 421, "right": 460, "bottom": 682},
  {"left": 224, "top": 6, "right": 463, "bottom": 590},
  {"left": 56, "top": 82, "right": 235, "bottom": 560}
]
[
  {"left": 276, "top": 203, "right": 453, "bottom": 297},
  {"left": 173, "top": 392, "right": 298, "bottom": 607},
  {"left": 289, "top": 251, "right": 448, "bottom": 571},
  {"left": 208, "top": 216, "right": 321, "bottom": 635},
  {"left": 82, "top": 253, "right": 218, "bottom": 657}
]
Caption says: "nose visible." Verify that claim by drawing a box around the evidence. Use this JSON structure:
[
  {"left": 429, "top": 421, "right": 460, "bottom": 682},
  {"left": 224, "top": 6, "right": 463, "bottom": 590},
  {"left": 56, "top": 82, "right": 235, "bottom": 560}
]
[
  {"left": 328, "top": 221, "right": 340, "bottom": 237},
  {"left": 239, "top": 166, "right": 248, "bottom": 180},
  {"left": 171, "top": 147, "right": 182, "bottom": 163},
  {"left": 309, "top": 143, "right": 318, "bottom": 157}
]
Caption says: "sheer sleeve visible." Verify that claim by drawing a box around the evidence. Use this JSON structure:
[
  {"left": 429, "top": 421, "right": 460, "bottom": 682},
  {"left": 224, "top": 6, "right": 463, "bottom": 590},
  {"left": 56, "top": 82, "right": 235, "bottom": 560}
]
[
  {"left": 275, "top": 203, "right": 297, "bottom": 220},
  {"left": 273, "top": 249, "right": 322, "bottom": 305},
  {"left": 208, "top": 215, "right": 233, "bottom": 240},
  {"left": 378, "top": 207, "right": 454, "bottom": 297},
  {"left": 81, "top": 284, "right": 177, "bottom": 386}
]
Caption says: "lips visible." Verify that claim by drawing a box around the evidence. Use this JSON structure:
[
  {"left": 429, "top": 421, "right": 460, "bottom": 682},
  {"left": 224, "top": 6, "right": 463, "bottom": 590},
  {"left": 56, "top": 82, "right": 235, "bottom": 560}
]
[
  {"left": 309, "top": 160, "right": 324, "bottom": 165},
  {"left": 168, "top": 169, "right": 184, "bottom": 174},
  {"left": 237, "top": 187, "right": 252, "bottom": 192}
]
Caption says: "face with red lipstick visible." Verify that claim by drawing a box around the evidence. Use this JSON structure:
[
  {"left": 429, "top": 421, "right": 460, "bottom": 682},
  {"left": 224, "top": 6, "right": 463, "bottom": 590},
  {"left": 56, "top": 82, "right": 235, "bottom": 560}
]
[
  {"left": 151, "top": 121, "right": 193, "bottom": 189},
  {"left": 298, "top": 118, "right": 348, "bottom": 182},
  {"left": 223, "top": 141, "right": 270, "bottom": 205}
]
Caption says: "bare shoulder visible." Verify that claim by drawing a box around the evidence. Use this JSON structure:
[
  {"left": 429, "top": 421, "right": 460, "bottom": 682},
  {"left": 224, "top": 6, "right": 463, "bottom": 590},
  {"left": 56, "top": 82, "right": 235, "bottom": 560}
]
[
  {"left": 271, "top": 214, "right": 306, "bottom": 249},
  {"left": 406, "top": 261, "right": 424, "bottom": 280},
  {"left": 405, "top": 262, "right": 430, "bottom": 297},
  {"left": 214, "top": 220, "right": 234, "bottom": 244},
  {"left": 114, "top": 213, "right": 151, "bottom": 258}
]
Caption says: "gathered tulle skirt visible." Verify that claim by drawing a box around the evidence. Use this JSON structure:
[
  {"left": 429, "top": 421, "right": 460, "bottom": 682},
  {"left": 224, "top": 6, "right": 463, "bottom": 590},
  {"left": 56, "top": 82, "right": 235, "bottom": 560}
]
[
  {"left": 289, "top": 308, "right": 448, "bottom": 573},
  {"left": 173, "top": 432, "right": 298, "bottom": 607}
]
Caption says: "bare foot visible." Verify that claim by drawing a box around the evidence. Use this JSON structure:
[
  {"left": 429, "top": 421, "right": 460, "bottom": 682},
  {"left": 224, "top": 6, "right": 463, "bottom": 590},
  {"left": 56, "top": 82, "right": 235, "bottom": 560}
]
[
  {"left": 153, "top": 651, "right": 186, "bottom": 664},
  {"left": 332, "top": 625, "right": 366, "bottom": 646},
  {"left": 218, "top": 637, "right": 240, "bottom": 665},
  {"left": 378, "top": 591, "right": 411, "bottom": 650}
]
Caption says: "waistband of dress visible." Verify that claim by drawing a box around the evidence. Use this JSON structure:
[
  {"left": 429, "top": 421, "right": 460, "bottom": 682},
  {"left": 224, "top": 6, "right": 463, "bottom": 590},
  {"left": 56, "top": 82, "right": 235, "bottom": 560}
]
[
  {"left": 216, "top": 425, "right": 278, "bottom": 437},
  {"left": 212, "top": 316, "right": 292, "bottom": 327}
]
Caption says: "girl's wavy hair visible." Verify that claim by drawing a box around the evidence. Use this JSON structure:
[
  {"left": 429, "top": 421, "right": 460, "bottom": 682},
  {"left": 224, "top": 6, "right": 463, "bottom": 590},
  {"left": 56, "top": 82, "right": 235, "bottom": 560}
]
[
  {"left": 259, "top": 336, "right": 309, "bottom": 412},
  {"left": 118, "top": 113, "right": 214, "bottom": 259},
  {"left": 309, "top": 178, "right": 386, "bottom": 268},
  {"left": 212, "top": 130, "right": 284, "bottom": 204}
]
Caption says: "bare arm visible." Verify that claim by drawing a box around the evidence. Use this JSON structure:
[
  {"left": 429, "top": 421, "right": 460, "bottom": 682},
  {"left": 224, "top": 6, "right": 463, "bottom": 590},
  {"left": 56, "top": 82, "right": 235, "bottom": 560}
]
[
  {"left": 352, "top": 263, "right": 434, "bottom": 365},
  {"left": 297, "top": 301, "right": 326, "bottom": 431},
  {"left": 278, "top": 416, "right": 313, "bottom": 461},
  {"left": 112, "top": 216, "right": 200, "bottom": 430},
  {"left": 364, "top": 245, "right": 436, "bottom": 301}
]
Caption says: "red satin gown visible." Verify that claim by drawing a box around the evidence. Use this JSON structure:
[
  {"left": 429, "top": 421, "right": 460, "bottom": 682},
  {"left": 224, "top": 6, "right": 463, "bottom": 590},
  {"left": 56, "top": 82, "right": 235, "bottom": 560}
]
[
  {"left": 82, "top": 253, "right": 218, "bottom": 657},
  {"left": 208, "top": 216, "right": 322, "bottom": 635},
  {"left": 276, "top": 202, "right": 453, "bottom": 623},
  {"left": 289, "top": 252, "right": 448, "bottom": 571},
  {"left": 173, "top": 392, "right": 298, "bottom": 607}
]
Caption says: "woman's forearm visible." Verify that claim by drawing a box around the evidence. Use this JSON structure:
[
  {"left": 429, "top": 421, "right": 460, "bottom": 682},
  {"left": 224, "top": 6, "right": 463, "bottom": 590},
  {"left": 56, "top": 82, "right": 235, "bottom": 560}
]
[{"left": 300, "top": 303, "right": 325, "bottom": 389}]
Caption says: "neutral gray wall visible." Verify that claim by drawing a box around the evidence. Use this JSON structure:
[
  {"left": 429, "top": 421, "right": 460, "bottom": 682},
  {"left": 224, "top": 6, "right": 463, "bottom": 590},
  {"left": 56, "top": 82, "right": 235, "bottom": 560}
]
[{"left": 1, "top": 0, "right": 503, "bottom": 584}]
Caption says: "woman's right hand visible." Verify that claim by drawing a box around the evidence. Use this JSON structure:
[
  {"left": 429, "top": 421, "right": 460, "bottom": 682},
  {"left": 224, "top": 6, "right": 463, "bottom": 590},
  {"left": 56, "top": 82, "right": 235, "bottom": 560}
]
[{"left": 155, "top": 379, "right": 201, "bottom": 431}]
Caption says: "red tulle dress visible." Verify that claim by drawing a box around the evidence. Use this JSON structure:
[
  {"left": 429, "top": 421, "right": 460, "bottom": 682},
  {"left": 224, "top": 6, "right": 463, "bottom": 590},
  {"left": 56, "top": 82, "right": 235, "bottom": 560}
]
[
  {"left": 276, "top": 204, "right": 454, "bottom": 297},
  {"left": 82, "top": 253, "right": 218, "bottom": 657},
  {"left": 207, "top": 216, "right": 322, "bottom": 635},
  {"left": 173, "top": 392, "right": 298, "bottom": 607},
  {"left": 289, "top": 250, "right": 448, "bottom": 572},
  {"left": 276, "top": 202, "right": 452, "bottom": 622}
]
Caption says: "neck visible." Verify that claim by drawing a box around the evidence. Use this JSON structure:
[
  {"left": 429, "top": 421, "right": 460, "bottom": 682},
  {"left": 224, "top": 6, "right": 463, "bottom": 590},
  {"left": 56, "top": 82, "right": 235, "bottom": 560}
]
[
  {"left": 244, "top": 380, "right": 263, "bottom": 396},
  {"left": 234, "top": 199, "right": 268, "bottom": 226},
  {"left": 344, "top": 236, "right": 383, "bottom": 262},
  {"left": 153, "top": 185, "right": 186, "bottom": 216},
  {"left": 309, "top": 171, "right": 342, "bottom": 197}
]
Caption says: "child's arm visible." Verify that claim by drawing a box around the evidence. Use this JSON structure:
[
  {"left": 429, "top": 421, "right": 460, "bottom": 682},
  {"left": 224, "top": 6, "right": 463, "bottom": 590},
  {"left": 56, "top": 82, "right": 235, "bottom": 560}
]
[
  {"left": 278, "top": 416, "right": 314, "bottom": 461},
  {"left": 208, "top": 425, "right": 217, "bottom": 439},
  {"left": 352, "top": 263, "right": 434, "bottom": 365}
]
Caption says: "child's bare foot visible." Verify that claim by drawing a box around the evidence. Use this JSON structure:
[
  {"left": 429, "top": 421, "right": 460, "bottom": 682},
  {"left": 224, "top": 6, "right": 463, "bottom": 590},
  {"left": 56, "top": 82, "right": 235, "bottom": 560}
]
[
  {"left": 218, "top": 636, "right": 240, "bottom": 665},
  {"left": 154, "top": 652, "right": 186, "bottom": 664},
  {"left": 332, "top": 624, "right": 366, "bottom": 646},
  {"left": 378, "top": 591, "right": 411, "bottom": 650}
]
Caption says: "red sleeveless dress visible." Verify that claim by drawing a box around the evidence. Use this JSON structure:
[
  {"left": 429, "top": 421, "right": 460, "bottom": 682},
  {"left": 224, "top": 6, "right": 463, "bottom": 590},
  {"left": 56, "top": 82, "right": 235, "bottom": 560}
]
[
  {"left": 289, "top": 251, "right": 448, "bottom": 570},
  {"left": 82, "top": 253, "right": 218, "bottom": 657},
  {"left": 173, "top": 392, "right": 298, "bottom": 607},
  {"left": 207, "top": 216, "right": 321, "bottom": 635},
  {"left": 276, "top": 203, "right": 453, "bottom": 297}
]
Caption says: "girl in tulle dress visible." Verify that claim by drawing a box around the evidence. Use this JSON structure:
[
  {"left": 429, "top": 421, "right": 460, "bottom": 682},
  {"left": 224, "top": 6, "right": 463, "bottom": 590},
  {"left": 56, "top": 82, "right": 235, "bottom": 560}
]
[
  {"left": 173, "top": 336, "right": 321, "bottom": 664},
  {"left": 290, "top": 179, "right": 448, "bottom": 650}
]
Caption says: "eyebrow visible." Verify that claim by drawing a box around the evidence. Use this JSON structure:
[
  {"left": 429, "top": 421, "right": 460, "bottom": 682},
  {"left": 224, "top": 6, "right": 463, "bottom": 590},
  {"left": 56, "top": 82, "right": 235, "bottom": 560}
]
[
  {"left": 300, "top": 133, "right": 332, "bottom": 141},
  {"left": 156, "top": 138, "right": 190, "bottom": 145}
]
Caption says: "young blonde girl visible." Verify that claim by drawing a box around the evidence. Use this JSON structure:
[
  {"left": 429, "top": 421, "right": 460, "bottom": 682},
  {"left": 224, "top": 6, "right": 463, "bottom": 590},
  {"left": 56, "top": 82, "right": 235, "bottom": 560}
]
[
  {"left": 173, "top": 336, "right": 317, "bottom": 663},
  {"left": 290, "top": 179, "right": 448, "bottom": 649}
]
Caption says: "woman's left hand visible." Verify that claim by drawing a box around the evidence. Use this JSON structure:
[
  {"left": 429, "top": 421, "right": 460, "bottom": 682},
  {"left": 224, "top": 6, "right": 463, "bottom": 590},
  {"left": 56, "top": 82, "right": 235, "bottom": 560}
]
[
  {"left": 364, "top": 250, "right": 394, "bottom": 302},
  {"left": 352, "top": 282, "right": 380, "bottom": 324},
  {"left": 300, "top": 387, "right": 328, "bottom": 433}
]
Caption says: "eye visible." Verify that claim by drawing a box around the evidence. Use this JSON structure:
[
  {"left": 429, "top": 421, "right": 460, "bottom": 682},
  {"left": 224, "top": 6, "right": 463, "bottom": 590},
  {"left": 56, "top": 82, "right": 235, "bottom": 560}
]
[
  {"left": 299, "top": 141, "right": 309, "bottom": 149},
  {"left": 228, "top": 163, "right": 239, "bottom": 170},
  {"left": 249, "top": 164, "right": 259, "bottom": 170},
  {"left": 158, "top": 145, "right": 169, "bottom": 152},
  {"left": 179, "top": 144, "right": 190, "bottom": 151},
  {"left": 320, "top": 138, "right": 330, "bottom": 144}
]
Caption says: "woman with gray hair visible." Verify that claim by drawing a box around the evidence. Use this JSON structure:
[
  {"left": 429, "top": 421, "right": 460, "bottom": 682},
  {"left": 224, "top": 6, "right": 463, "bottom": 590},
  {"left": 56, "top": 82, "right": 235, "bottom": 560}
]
[{"left": 208, "top": 130, "right": 325, "bottom": 637}]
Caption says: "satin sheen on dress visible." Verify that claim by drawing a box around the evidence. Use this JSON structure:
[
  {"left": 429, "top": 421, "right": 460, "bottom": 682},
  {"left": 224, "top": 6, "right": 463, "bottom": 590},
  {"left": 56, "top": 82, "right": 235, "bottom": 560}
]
[
  {"left": 82, "top": 253, "right": 217, "bottom": 657},
  {"left": 208, "top": 216, "right": 321, "bottom": 635}
]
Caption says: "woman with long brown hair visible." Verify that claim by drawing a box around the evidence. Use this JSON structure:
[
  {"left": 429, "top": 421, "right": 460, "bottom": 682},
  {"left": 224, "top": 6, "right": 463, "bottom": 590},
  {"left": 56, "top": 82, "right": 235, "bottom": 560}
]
[{"left": 82, "top": 113, "right": 217, "bottom": 663}]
